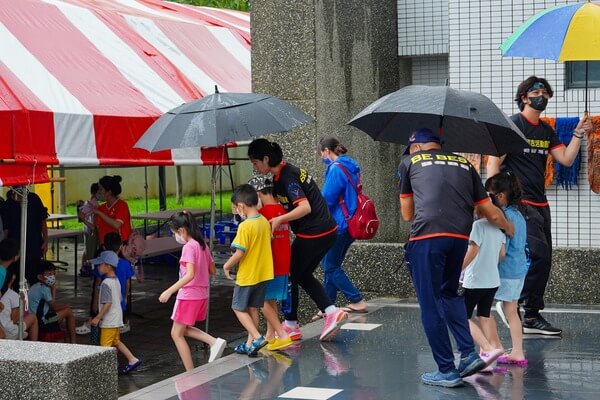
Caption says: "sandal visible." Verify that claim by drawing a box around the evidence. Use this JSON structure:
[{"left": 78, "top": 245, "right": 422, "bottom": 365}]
[
  {"left": 122, "top": 359, "right": 143, "bottom": 374},
  {"left": 497, "top": 355, "right": 528, "bottom": 366},
  {"left": 234, "top": 343, "right": 249, "bottom": 354},
  {"left": 247, "top": 336, "right": 268, "bottom": 357}
]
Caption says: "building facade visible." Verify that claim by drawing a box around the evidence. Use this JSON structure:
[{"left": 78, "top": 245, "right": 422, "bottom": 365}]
[{"left": 398, "top": 0, "right": 600, "bottom": 248}]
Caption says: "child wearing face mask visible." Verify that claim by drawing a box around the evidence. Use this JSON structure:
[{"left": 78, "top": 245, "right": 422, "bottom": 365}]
[
  {"left": 485, "top": 172, "right": 528, "bottom": 366},
  {"left": 159, "top": 211, "right": 226, "bottom": 371},
  {"left": 27, "top": 260, "right": 77, "bottom": 343}
]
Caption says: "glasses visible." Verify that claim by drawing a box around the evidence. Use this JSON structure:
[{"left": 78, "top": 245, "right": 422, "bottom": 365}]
[{"left": 488, "top": 192, "right": 499, "bottom": 200}]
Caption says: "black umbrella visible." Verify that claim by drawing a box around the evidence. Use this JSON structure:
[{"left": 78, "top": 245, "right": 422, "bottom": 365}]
[
  {"left": 134, "top": 88, "right": 314, "bottom": 151},
  {"left": 348, "top": 85, "right": 529, "bottom": 156}
]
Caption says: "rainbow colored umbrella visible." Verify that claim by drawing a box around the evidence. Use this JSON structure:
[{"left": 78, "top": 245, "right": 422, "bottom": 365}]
[{"left": 500, "top": 1, "right": 600, "bottom": 108}]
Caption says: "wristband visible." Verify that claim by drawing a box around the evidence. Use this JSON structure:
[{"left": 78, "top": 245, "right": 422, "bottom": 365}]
[{"left": 574, "top": 133, "right": 584, "bottom": 139}]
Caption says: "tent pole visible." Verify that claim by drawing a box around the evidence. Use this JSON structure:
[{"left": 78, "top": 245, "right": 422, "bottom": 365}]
[
  {"left": 17, "top": 186, "right": 29, "bottom": 341},
  {"left": 205, "top": 165, "right": 218, "bottom": 335}
]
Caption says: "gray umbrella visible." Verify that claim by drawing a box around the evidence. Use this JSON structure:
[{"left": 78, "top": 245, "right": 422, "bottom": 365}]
[
  {"left": 134, "top": 90, "right": 314, "bottom": 151},
  {"left": 348, "top": 85, "right": 529, "bottom": 156}
]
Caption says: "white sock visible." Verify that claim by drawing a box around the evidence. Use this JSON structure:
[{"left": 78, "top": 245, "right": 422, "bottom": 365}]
[
  {"left": 284, "top": 320, "right": 298, "bottom": 328},
  {"left": 325, "top": 305, "right": 337, "bottom": 314}
]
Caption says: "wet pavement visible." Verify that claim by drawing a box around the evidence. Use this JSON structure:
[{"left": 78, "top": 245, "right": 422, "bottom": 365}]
[
  {"left": 119, "top": 301, "right": 600, "bottom": 400},
  {"left": 48, "top": 240, "right": 600, "bottom": 399}
]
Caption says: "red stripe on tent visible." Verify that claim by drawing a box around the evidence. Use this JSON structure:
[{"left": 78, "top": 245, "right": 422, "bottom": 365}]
[
  {"left": 93, "top": 114, "right": 174, "bottom": 166},
  {"left": 95, "top": 9, "right": 204, "bottom": 100},
  {"left": 0, "top": 164, "right": 50, "bottom": 186},
  {"left": 2, "top": 2, "right": 163, "bottom": 117},
  {"left": 0, "top": 62, "right": 57, "bottom": 164},
  {"left": 145, "top": 0, "right": 250, "bottom": 43},
  {"left": 155, "top": 20, "right": 251, "bottom": 92}
]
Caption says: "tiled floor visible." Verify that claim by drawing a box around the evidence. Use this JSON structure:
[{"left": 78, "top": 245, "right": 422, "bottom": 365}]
[{"left": 120, "top": 301, "right": 600, "bottom": 400}]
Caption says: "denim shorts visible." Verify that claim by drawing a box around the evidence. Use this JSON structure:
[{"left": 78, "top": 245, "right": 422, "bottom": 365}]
[{"left": 495, "top": 277, "right": 526, "bottom": 302}]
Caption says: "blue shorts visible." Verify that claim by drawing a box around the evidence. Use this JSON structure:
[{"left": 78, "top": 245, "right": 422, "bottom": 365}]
[
  {"left": 264, "top": 275, "right": 288, "bottom": 301},
  {"left": 495, "top": 277, "right": 525, "bottom": 302}
]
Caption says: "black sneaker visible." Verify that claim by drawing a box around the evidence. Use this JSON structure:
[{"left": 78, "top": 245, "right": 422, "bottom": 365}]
[{"left": 522, "top": 315, "right": 562, "bottom": 335}]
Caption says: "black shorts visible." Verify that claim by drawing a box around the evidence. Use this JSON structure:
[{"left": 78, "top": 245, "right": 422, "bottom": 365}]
[
  {"left": 464, "top": 287, "right": 498, "bottom": 318},
  {"left": 39, "top": 311, "right": 60, "bottom": 333}
]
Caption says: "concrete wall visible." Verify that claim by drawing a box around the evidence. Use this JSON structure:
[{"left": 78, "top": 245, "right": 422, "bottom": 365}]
[
  {"left": 338, "top": 242, "right": 600, "bottom": 305},
  {"left": 252, "top": 0, "right": 411, "bottom": 242}
]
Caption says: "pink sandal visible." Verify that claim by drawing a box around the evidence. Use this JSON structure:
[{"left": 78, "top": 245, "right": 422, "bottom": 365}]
[{"left": 497, "top": 355, "right": 528, "bottom": 366}]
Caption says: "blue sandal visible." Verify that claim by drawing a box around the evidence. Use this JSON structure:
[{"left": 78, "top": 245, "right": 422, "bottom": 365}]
[
  {"left": 247, "top": 336, "right": 268, "bottom": 357},
  {"left": 123, "top": 359, "right": 143, "bottom": 374},
  {"left": 234, "top": 343, "right": 249, "bottom": 354}
]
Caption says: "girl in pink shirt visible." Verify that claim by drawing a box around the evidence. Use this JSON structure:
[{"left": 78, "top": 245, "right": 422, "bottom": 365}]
[{"left": 158, "top": 211, "right": 227, "bottom": 371}]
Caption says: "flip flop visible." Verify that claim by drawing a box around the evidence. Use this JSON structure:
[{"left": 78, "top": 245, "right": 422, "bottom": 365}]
[{"left": 341, "top": 306, "right": 368, "bottom": 314}]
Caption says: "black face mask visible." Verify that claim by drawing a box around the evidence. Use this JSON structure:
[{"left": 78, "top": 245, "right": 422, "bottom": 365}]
[{"left": 528, "top": 95, "right": 548, "bottom": 111}]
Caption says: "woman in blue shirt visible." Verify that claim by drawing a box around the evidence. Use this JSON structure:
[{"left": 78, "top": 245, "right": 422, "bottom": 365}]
[{"left": 318, "top": 137, "right": 367, "bottom": 315}]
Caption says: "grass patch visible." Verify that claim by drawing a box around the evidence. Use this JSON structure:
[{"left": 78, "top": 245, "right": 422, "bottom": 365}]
[{"left": 61, "top": 192, "right": 232, "bottom": 230}]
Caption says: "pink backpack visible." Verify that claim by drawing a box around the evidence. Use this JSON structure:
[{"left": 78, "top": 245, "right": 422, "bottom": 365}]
[{"left": 334, "top": 163, "right": 380, "bottom": 240}]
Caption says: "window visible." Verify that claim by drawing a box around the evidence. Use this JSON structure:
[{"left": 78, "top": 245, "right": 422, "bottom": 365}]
[{"left": 566, "top": 61, "right": 600, "bottom": 89}]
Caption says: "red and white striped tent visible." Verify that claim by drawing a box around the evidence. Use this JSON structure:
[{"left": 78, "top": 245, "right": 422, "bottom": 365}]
[{"left": 0, "top": 0, "right": 251, "bottom": 186}]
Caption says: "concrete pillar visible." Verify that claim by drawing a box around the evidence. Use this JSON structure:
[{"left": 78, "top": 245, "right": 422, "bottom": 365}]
[{"left": 252, "top": 0, "right": 410, "bottom": 241}]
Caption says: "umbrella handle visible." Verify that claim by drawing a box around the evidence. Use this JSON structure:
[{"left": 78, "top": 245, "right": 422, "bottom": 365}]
[{"left": 585, "top": 61, "right": 589, "bottom": 113}]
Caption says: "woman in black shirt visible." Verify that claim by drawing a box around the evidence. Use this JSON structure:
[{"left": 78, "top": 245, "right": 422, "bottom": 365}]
[{"left": 248, "top": 139, "right": 348, "bottom": 341}]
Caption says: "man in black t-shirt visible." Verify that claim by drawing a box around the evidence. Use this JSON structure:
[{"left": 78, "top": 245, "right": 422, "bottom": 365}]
[
  {"left": 399, "top": 128, "right": 512, "bottom": 387},
  {"left": 487, "top": 76, "right": 592, "bottom": 336}
]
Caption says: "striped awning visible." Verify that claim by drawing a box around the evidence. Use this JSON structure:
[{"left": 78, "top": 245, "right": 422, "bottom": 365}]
[{"left": 0, "top": 0, "right": 250, "bottom": 172}]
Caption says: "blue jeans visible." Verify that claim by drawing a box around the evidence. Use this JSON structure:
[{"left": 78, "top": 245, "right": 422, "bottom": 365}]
[
  {"left": 322, "top": 231, "right": 362, "bottom": 304},
  {"left": 407, "top": 237, "right": 475, "bottom": 373}
]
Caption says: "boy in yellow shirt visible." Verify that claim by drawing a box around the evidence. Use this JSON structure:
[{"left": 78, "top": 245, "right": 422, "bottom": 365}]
[{"left": 223, "top": 184, "right": 274, "bottom": 357}]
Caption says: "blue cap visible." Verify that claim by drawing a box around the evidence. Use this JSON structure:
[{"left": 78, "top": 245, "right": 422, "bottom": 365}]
[
  {"left": 89, "top": 250, "right": 119, "bottom": 268},
  {"left": 404, "top": 128, "right": 443, "bottom": 154}
]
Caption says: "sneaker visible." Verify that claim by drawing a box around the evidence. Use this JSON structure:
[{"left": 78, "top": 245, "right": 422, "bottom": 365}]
[
  {"left": 320, "top": 343, "right": 349, "bottom": 376},
  {"left": 457, "top": 351, "right": 486, "bottom": 378},
  {"left": 247, "top": 336, "right": 268, "bottom": 357},
  {"left": 119, "top": 323, "right": 131, "bottom": 334},
  {"left": 421, "top": 369, "right": 463, "bottom": 388},
  {"left": 319, "top": 308, "right": 348, "bottom": 341},
  {"left": 209, "top": 338, "right": 227, "bottom": 362},
  {"left": 122, "top": 359, "right": 142, "bottom": 374},
  {"left": 282, "top": 323, "right": 303, "bottom": 341},
  {"left": 266, "top": 337, "right": 293, "bottom": 351},
  {"left": 496, "top": 301, "right": 509, "bottom": 328},
  {"left": 76, "top": 323, "right": 91, "bottom": 335},
  {"left": 479, "top": 348, "right": 504, "bottom": 369},
  {"left": 522, "top": 315, "right": 562, "bottom": 335}
]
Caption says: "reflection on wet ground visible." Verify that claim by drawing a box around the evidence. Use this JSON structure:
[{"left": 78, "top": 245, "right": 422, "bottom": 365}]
[{"left": 119, "top": 300, "right": 600, "bottom": 400}]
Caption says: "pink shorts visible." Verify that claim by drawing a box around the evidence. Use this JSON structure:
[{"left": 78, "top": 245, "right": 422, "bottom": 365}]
[{"left": 171, "top": 299, "right": 208, "bottom": 326}]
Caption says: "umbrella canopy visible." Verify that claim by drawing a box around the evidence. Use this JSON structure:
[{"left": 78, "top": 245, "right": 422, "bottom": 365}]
[
  {"left": 134, "top": 92, "right": 314, "bottom": 151},
  {"left": 500, "top": 1, "right": 600, "bottom": 61},
  {"left": 499, "top": 1, "right": 600, "bottom": 111},
  {"left": 348, "top": 85, "right": 529, "bottom": 156},
  {"left": 0, "top": 0, "right": 250, "bottom": 167}
]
